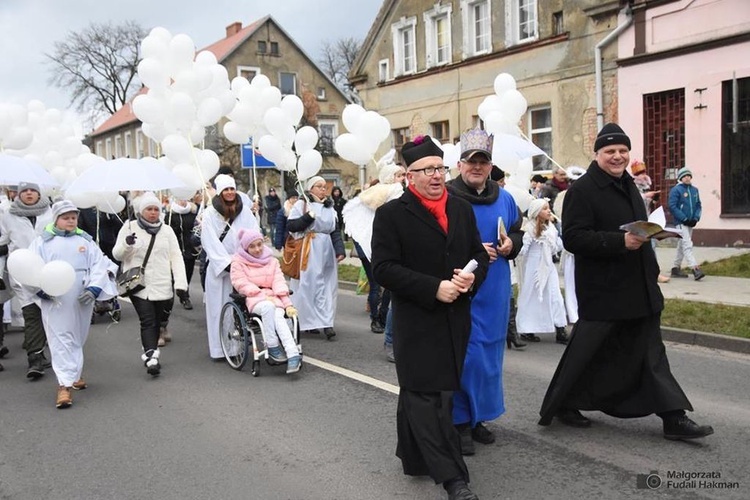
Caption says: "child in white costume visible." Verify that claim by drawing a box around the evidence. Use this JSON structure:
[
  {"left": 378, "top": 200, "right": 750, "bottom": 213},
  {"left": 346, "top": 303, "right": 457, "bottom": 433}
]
[
  {"left": 516, "top": 198, "right": 569, "bottom": 344},
  {"left": 28, "top": 200, "right": 117, "bottom": 408}
]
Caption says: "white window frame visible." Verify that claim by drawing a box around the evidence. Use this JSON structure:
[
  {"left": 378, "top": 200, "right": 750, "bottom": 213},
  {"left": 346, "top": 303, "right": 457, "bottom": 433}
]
[
  {"left": 506, "top": 0, "right": 538, "bottom": 46},
  {"left": 461, "top": 0, "right": 492, "bottom": 59},
  {"left": 95, "top": 140, "right": 104, "bottom": 157},
  {"left": 317, "top": 87, "right": 327, "bottom": 100},
  {"left": 424, "top": 3, "right": 453, "bottom": 69},
  {"left": 135, "top": 129, "right": 144, "bottom": 158},
  {"left": 124, "top": 131, "right": 132, "bottom": 158},
  {"left": 114, "top": 135, "right": 123, "bottom": 158},
  {"left": 237, "top": 65, "right": 261, "bottom": 80},
  {"left": 105, "top": 138, "right": 112, "bottom": 159},
  {"left": 527, "top": 105, "right": 552, "bottom": 172},
  {"left": 318, "top": 119, "right": 338, "bottom": 141},
  {"left": 391, "top": 16, "right": 417, "bottom": 77},
  {"left": 148, "top": 138, "right": 158, "bottom": 157},
  {"left": 378, "top": 59, "right": 390, "bottom": 82},
  {"left": 279, "top": 71, "right": 297, "bottom": 96}
]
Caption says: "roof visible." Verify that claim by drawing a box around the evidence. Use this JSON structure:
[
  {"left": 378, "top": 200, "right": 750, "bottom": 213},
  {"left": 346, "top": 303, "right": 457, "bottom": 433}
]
[{"left": 350, "top": 0, "right": 397, "bottom": 80}]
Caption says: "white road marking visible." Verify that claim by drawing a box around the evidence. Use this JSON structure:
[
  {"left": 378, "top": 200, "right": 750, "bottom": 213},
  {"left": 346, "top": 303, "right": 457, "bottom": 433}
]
[{"left": 304, "top": 355, "right": 400, "bottom": 395}]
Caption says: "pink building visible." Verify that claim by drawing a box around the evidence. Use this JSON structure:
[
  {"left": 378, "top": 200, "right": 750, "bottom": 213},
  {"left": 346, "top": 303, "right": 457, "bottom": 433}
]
[{"left": 617, "top": 0, "right": 750, "bottom": 246}]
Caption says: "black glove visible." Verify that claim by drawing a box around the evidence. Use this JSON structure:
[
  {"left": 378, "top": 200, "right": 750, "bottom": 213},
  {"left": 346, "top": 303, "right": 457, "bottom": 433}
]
[
  {"left": 125, "top": 233, "right": 137, "bottom": 245},
  {"left": 36, "top": 290, "right": 52, "bottom": 301},
  {"left": 323, "top": 198, "right": 333, "bottom": 208},
  {"left": 683, "top": 219, "right": 698, "bottom": 227}
]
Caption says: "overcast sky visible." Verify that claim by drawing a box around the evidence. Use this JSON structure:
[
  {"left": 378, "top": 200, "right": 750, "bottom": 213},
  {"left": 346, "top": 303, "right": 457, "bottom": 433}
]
[{"left": 0, "top": 0, "right": 382, "bottom": 134}]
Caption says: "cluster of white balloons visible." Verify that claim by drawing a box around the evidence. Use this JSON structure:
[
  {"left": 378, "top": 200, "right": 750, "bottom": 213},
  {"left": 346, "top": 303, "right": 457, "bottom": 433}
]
[
  {"left": 0, "top": 100, "right": 100, "bottom": 190},
  {"left": 133, "top": 27, "right": 233, "bottom": 194},
  {"left": 334, "top": 104, "right": 391, "bottom": 166},
  {"left": 7, "top": 249, "right": 77, "bottom": 297}
]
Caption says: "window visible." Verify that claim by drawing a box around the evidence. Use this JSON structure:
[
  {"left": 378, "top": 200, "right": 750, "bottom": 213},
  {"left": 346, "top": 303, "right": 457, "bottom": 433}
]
[
  {"left": 507, "top": 0, "right": 538, "bottom": 45},
  {"left": 317, "top": 87, "right": 326, "bottom": 100},
  {"left": 318, "top": 119, "right": 338, "bottom": 156},
  {"left": 124, "top": 131, "right": 132, "bottom": 158},
  {"left": 431, "top": 121, "right": 450, "bottom": 143},
  {"left": 270, "top": 42, "right": 279, "bottom": 56},
  {"left": 461, "top": 0, "right": 491, "bottom": 57},
  {"left": 95, "top": 140, "right": 103, "bottom": 157},
  {"left": 424, "top": 3, "right": 452, "bottom": 68},
  {"left": 114, "top": 136, "right": 122, "bottom": 158},
  {"left": 527, "top": 106, "right": 552, "bottom": 171},
  {"left": 393, "top": 127, "right": 412, "bottom": 162},
  {"left": 279, "top": 72, "right": 297, "bottom": 96},
  {"left": 391, "top": 16, "right": 417, "bottom": 76},
  {"left": 553, "top": 11, "right": 564, "bottom": 36},
  {"left": 257, "top": 40, "right": 267, "bottom": 54},
  {"left": 238, "top": 66, "right": 260, "bottom": 81},
  {"left": 105, "top": 138, "right": 112, "bottom": 159},
  {"left": 378, "top": 59, "right": 390, "bottom": 82},
  {"left": 135, "top": 130, "right": 144, "bottom": 158},
  {"left": 148, "top": 138, "right": 158, "bottom": 157},
  {"left": 722, "top": 76, "right": 750, "bottom": 215}
]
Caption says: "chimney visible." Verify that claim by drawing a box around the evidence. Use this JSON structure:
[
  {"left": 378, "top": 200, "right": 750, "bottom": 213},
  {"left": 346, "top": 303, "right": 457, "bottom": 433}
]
[{"left": 226, "top": 22, "right": 242, "bottom": 38}]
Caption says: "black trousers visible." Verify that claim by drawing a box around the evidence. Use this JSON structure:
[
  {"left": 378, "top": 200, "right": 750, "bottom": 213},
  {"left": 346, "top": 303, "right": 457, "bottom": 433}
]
[
  {"left": 396, "top": 390, "right": 468, "bottom": 485},
  {"left": 131, "top": 296, "right": 171, "bottom": 352},
  {"left": 21, "top": 303, "right": 46, "bottom": 354}
]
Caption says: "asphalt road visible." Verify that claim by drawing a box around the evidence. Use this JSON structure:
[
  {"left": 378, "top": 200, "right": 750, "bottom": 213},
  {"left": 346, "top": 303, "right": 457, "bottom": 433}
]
[{"left": 1, "top": 284, "right": 748, "bottom": 500}]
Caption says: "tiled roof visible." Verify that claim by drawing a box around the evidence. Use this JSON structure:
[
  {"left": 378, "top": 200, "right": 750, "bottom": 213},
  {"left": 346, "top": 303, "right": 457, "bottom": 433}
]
[{"left": 91, "top": 18, "right": 266, "bottom": 137}]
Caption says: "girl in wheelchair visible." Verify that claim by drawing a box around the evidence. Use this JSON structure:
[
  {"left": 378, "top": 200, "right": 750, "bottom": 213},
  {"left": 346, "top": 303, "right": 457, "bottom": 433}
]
[{"left": 230, "top": 228, "right": 301, "bottom": 374}]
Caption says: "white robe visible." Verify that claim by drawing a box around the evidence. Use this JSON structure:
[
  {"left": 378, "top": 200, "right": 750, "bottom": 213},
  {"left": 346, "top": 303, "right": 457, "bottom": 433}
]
[
  {"left": 341, "top": 183, "right": 403, "bottom": 261},
  {"left": 201, "top": 205, "right": 259, "bottom": 358},
  {"left": 28, "top": 232, "right": 117, "bottom": 387},
  {"left": 561, "top": 249, "right": 579, "bottom": 324},
  {"left": 516, "top": 225, "right": 567, "bottom": 334},
  {"left": 289, "top": 200, "right": 338, "bottom": 331}
]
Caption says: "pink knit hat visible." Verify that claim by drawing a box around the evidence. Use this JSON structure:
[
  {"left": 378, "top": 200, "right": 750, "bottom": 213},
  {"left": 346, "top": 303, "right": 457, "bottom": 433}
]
[{"left": 237, "top": 228, "right": 264, "bottom": 249}]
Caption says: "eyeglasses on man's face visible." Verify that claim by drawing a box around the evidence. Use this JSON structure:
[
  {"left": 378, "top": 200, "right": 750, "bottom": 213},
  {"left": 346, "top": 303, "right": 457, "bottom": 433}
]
[{"left": 409, "top": 165, "right": 448, "bottom": 176}]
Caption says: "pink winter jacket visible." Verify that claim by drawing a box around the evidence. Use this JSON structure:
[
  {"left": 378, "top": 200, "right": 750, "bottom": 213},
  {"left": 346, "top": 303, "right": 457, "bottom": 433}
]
[{"left": 230, "top": 254, "right": 293, "bottom": 311}]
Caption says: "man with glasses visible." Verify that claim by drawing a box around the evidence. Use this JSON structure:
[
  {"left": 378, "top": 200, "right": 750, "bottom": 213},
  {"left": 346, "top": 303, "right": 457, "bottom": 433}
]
[
  {"left": 372, "top": 135, "right": 488, "bottom": 500},
  {"left": 446, "top": 129, "right": 523, "bottom": 457}
]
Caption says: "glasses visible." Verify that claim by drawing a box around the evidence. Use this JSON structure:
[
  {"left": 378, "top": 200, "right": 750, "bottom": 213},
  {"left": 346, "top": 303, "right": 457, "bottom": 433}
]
[{"left": 410, "top": 166, "right": 447, "bottom": 176}]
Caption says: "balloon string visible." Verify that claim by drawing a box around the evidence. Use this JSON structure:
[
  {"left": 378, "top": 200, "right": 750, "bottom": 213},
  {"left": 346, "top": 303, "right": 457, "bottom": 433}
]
[{"left": 517, "top": 130, "right": 564, "bottom": 171}]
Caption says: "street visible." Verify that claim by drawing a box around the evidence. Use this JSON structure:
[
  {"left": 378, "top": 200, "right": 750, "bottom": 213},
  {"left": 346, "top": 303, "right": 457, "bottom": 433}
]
[{"left": 1, "top": 283, "right": 748, "bottom": 500}]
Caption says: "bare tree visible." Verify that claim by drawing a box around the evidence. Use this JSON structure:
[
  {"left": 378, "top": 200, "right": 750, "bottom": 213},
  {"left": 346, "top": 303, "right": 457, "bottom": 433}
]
[
  {"left": 45, "top": 21, "right": 146, "bottom": 120},
  {"left": 319, "top": 37, "right": 362, "bottom": 93}
]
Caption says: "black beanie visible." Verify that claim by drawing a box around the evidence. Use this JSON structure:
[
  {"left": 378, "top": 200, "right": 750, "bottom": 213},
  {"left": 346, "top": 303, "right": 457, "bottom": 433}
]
[
  {"left": 594, "top": 123, "right": 631, "bottom": 152},
  {"left": 401, "top": 135, "right": 444, "bottom": 167},
  {"left": 490, "top": 165, "right": 505, "bottom": 181}
]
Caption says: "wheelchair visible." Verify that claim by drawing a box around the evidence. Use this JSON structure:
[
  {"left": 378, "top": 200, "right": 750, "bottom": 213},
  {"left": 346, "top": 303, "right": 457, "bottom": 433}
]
[
  {"left": 219, "top": 292, "right": 302, "bottom": 376},
  {"left": 91, "top": 297, "right": 121, "bottom": 324}
]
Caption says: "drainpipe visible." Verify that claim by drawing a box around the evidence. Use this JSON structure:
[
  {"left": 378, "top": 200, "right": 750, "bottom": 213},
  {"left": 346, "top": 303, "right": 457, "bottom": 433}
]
[{"left": 595, "top": 6, "right": 633, "bottom": 130}]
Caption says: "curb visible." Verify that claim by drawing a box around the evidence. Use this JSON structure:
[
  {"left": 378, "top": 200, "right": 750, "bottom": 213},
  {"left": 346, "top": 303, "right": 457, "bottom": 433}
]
[{"left": 338, "top": 281, "right": 750, "bottom": 355}]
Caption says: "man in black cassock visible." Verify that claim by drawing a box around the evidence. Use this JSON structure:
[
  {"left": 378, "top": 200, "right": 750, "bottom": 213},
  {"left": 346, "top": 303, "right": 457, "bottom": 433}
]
[
  {"left": 538, "top": 123, "right": 713, "bottom": 441},
  {"left": 372, "top": 135, "right": 488, "bottom": 500}
]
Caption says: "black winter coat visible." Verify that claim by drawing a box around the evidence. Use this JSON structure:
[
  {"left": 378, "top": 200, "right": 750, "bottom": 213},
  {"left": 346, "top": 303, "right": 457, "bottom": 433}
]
[
  {"left": 372, "top": 190, "right": 488, "bottom": 392},
  {"left": 168, "top": 210, "right": 199, "bottom": 259},
  {"left": 562, "top": 161, "right": 663, "bottom": 321}
]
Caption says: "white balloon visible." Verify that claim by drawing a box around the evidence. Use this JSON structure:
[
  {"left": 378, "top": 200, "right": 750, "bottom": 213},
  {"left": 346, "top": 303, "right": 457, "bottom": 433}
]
[
  {"left": 3, "top": 127, "right": 33, "bottom": 150},
  {"left": 223, "top": 121, "right": 250, "bottom": 145},
  {"left": 173, "top": 163, "right": 203, "bottom": 189},
  {"left": 162, "top": 134, "right": 193, "bottom": 164},
  {"left": 280, "top": 95, "right": 304, "bottom": 125},
  {"left": 168, "top": 92, "right": 196, "bottom": 132},
  {"left": 354, "top": 110, "right": 389, "bottom": 146},
  {"left": 170, "top": 186, "right": 198, "bottom": 200},
  {"left": 259, "top": 87, "right": 282, "bottom": 111},
  {"left": 168, "top": 34, "right": 196, "bottom": 72},
  {"left": 141, "top": 123, "right": 167, "bottom": 143},
  {"left": 335, "top": 133, "right": 370, "bottom": 164},
  {"left": 503, "top": 184, "right": 534, "bottom": 213},
  {"left": 263, "top": 107, "right": 290, "bottom": 138},
  {"left": 294, "top": 126, "right": 319, "bottom": 153},
  {"left": 195, "top": 50, "right": 218, "bottom": 66},
  {"left": 60, "top": 136, "right": 82, "bottom": 159},
  {"left": 138, "top": 58, "right": 169, "bottom": 89},
  {"left": 7, "top": 249, "right": 45, "bottom": 287},
  {"left": 27, "top": 100, "right": 46, "bottom": 114},
  {"left": 197, "top": 149, "right": 220, "bottom": 179},
  {"left": 231, "top": 76, "right": 250, "bottom": 96},
  {"left": 216, "top": 89, "right": 238, "bottom": 116},
  {"left": 228, "top": 102, "right": 255, "bottom": 128},
  {"left": 477, "top": 95, "right": 503, "bottom": 121},
  {"left": 280, "top": 125, "right": 296, "bottom": 150},
  {"left": 40, "top": 261, "right": 77, "bottom": 297},
  {"left": 441, "top": 143, "right": 461, "bottom": 170},
  {"left": 68, "top": 191, "right": 99, "bottom": 209},
  {"left": 132, "top": 94, "right": 164, "bottom": 124},
  {"left": 97, "top": 195, "right": 126, "bottom": 214},
  {"left": 493, "top": 73, "right": 517, "bottom": 98},
  {"left": 500, "top": 90, "right": 528, "bottom": 122},
  {"left": 297, "top": 150, "right": 322, "bottom": 180},
  {"left": 257, "top": 135, "right": 284, "bottom": 163},
  {"left": 141, "top": 35, "right": 169, "bottom": 61},
  {"left": 342, "top": 104, "right": 366, "bottom": 132},
  {"left": 172, "top": 69, "right": 201, "bottom": 96},
  {"left": 149, "top": 26, "right": 172, "bottom": 43},
  {"left": 250, "top": 74, "right": 271, "bottom": 89}
]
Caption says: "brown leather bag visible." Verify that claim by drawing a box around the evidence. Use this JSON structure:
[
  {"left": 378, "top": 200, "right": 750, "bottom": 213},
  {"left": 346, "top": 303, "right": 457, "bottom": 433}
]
[{"left": 280, "top": 235, "right": 304, "bottom": 279}]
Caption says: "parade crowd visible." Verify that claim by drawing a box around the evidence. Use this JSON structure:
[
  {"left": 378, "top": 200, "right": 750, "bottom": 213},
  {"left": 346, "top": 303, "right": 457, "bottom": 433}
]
[{"left": 0, "top": 124, "right": 713, "bottom": 500}]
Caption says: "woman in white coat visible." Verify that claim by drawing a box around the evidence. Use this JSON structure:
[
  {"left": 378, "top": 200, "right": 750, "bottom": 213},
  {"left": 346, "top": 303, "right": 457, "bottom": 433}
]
[
  {"left": 200, "top": 174, "right": 259, "bottom": 359},
  {"left": 113, "top": 192, "right": 187, "bottom": 376},
  {"left": 287, "top": 176, "right": 345, "bottom": 340},
  {"left": 28, "top": 200, "right": 117, "bottom": 408}
]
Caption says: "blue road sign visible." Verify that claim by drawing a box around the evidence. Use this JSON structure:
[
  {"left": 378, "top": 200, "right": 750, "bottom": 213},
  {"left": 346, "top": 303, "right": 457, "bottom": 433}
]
[{"left": 240, "top": 139, "right": 275, "bottom": 168}]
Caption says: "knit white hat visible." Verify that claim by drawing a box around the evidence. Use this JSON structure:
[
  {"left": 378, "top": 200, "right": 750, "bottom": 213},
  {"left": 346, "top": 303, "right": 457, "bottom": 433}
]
[
  {"left": 527, "top": 198, "right": 549, "bottom": 220},
  {"left": 138, "top": 192, "right": 161, "bottom": 213},
  {"left": 378, "top": 163, "right": 404, "bottom": 184},
  {"left": 305, "top": 175, "right": 326, "bottom": 191},
  {"left": 214, "top": 174, "right": 236, "bottom": 194},
  {"left": 51, "top": 200, "right": 79, "bottom": 221}
]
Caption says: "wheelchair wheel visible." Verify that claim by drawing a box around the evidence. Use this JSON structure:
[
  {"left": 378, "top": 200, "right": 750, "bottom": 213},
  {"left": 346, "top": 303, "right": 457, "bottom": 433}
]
[
  {"left": 251, "top": 360, "right": 260, "bottom": 377},
  {"left": 219, "top": 301, "right": 249, "bottom": 370},
  {"left": 110, "top": 309, "right": 121, "bottom": 322}
]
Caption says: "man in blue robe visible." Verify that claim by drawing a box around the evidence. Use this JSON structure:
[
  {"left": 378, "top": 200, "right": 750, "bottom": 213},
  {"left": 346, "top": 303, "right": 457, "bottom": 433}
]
[{"left": 446, "top": 128, "right": 523, "bottom": 455}]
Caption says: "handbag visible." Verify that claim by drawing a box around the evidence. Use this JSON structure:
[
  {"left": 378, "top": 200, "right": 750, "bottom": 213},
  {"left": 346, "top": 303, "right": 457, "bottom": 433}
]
[
  {"left": 116, "top": 233, "right": 157, "bottom": 297},
  {"left": 280, "top": 235, "right": 304, "bottom": 279}
]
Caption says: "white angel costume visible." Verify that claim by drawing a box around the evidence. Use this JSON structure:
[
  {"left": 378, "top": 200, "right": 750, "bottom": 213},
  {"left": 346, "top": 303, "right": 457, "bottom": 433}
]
[{"left": 28, "top": 227, "right": 117, "bottom": 387}]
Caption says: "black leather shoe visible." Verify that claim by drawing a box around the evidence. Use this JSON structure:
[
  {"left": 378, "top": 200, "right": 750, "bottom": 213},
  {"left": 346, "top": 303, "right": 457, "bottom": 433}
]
[
  {"left": 556, "top": 408, "right": 591, "bottom": 428},
  {"left": 181, "top": 297, "right": 193, "bottom": 310},
  {"left": 471, "top": 422, "right": 495, "bottom": 444},
  {"left": 0, "top": 344, "right": 8, "bottom": 358},
  {"left": 444, "top": 478, "right": 479, "bottom": 500},
  {"left": 555, "top": 326, "right": 569, "bottom": 345},
  {"left": 324, "top": 328, "right": 337, "bottom": 341},
  {"left": 520, "top": 333, "right": 540, "bottom": 342},
  {"left": 370, "top": 320, "right": 384, "bottom": 334},
  {"left": 456, "top": 424, "right": 475, "bottom": 456},
  {"left": 663, "top": 415, "right": 714, "bottom": 441}
]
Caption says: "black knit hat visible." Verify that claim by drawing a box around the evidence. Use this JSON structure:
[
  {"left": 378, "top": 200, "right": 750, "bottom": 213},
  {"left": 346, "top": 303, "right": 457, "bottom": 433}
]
[
  {"left": 490, "top": 165, "right": 505, "bottom": 181},
  {"left": 594, "top": 123, "right": 631, "bottom": 152},
  {"left": 285, "top": 188, "right": 299, "bottom": 199},
  {"left": 401, "top": 135, "right": 444, "bottom": 167}
]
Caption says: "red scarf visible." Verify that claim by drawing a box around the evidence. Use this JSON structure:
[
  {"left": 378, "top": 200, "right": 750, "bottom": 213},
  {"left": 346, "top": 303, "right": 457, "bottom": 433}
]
[{"left": 408, "top": 184, "right": 448, "bottom": 233}]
